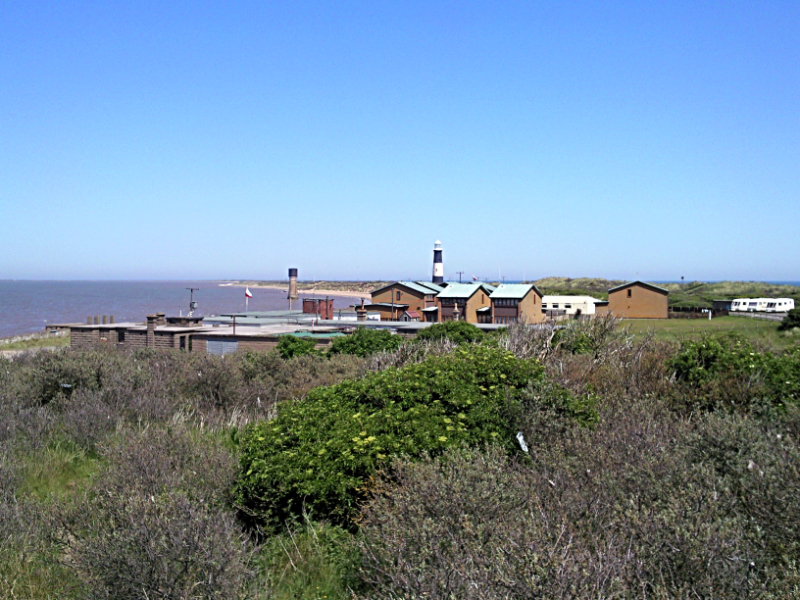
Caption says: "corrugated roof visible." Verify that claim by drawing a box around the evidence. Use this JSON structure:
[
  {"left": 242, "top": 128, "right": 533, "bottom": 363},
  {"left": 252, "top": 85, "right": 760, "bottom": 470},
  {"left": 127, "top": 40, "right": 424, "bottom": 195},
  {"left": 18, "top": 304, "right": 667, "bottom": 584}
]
[
  {"left": 490, "top": 283, "right": 541, "bottom": 299},
  {"left": 608, "top": 281, "right": 669, "bottom": 294},
  {"left": 436, "top": 282, "right": 495, "bottom": 299}
]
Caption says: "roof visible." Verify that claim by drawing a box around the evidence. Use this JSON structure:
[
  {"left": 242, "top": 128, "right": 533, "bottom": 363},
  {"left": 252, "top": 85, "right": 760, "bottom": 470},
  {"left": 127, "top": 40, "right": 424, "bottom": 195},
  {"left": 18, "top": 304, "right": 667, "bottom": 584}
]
[
  {"left": 490, "top": 283, "right": 542, "bottom": 299},
  {"left": 413, "top": 281, "right": 445, "bottom": 294},
  {"left": 405, "top": 310, "right": 420, "bottom": 318},
  {"left": 476, "top": 306, "right": 492, "bottom": 313},
  {"left": 370, "top": 281, "right": 443, "bottom": 296},
  {"left": 608, "top": 280, "right": 669, "bottom": 295},
  {"left": 542, "top": 295, "right": 601, "bottom": 303},
  {"left": 436, "top": 282, "right": 495, "bottom": 299},
  {"left": 364, "top": 302, "right": 409, "bottom": 309},
  {"left": 421, "top": 306, "right": 439, "bottom": 312}
]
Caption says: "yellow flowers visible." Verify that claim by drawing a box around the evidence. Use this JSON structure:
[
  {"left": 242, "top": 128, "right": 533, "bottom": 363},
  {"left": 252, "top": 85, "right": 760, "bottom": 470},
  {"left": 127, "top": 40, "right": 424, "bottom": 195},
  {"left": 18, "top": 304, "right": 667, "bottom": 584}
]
[{"left": 438, "top": 436, "right": 448, "bottom": 442}]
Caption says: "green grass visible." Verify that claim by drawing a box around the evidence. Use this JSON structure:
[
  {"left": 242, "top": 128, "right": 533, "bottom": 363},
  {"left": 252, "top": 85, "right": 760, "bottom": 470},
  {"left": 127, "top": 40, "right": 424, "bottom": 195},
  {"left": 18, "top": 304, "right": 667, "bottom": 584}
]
[
  {"left": 0, "top": 335, "right": 70, "bottom": 352},
  {"left": 255, "top": 519, "right": 357, "bottom": 600},
  {"left": 623, "top": 315, "right": 797, "bottom": 350},
  {"left": 19, "top": 441, "right": 101, "bottom": 500}
]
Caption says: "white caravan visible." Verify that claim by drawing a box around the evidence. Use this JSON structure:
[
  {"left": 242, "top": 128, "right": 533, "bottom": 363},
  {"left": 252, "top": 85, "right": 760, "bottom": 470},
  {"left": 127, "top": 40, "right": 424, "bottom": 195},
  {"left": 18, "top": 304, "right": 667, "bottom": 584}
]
[
  {"left": 731, "top": 299, "right": 750, "bottom": 312},
  {"left": 765, "top": 299, "right": 795, "bottom": 313},
  {"left": 731, "top": 298, "right": 795, "bottom": 313}
]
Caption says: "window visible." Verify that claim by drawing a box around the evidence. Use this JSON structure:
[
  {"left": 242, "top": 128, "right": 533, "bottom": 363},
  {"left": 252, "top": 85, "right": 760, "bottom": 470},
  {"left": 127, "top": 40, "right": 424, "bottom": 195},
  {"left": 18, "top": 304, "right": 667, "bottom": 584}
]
[
  {"left": 553, "top": 304, "right": 559, "bottom": 309},
  {"left": 396, "top": 291, "right": 402, "bottom": 301},
  {"left": 565, "top": 304, "right": 572, "bottom": 309},
  {"left": 627, "top": 289, "right": 632, "bottom": 298}
]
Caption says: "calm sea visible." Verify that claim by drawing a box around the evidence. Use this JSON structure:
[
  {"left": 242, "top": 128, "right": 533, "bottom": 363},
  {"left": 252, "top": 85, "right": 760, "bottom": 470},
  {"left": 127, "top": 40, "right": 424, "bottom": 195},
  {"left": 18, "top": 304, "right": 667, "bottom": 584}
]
[{"left": 0, "top": 281, "right": 361, "bottom": 339}]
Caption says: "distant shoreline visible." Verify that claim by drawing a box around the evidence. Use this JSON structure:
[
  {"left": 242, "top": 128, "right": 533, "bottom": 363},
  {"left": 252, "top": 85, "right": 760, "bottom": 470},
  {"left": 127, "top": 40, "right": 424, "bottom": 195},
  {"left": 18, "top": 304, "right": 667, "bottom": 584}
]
[{"left": 226, "top": 282, "right": 371, "bottom": 300}]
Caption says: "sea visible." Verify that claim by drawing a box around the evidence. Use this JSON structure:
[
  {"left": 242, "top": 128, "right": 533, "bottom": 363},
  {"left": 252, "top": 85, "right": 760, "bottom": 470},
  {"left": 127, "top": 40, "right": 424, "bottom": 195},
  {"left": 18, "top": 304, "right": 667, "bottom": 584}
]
[{"left": 0, "top": 281, "right": 362, "bottom": 339}]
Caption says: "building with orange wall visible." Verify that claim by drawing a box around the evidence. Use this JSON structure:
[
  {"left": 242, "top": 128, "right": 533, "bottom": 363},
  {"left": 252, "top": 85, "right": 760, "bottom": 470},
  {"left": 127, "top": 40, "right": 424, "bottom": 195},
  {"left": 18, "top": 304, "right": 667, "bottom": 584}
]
[{"left": 607, "top": 281, "right": 669, "bottom": 319}]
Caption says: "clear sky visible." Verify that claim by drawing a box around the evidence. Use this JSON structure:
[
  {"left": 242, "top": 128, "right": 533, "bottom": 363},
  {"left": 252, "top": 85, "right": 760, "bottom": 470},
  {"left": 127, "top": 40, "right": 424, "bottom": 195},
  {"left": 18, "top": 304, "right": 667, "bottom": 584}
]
[{"left": 1, "top": 1, "right": 798, "bottom": 282}]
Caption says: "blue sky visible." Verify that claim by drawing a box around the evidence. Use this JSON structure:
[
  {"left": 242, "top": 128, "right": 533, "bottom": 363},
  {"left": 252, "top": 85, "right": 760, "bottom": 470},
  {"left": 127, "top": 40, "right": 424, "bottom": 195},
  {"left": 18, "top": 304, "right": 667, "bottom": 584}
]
[{"left": 1, "top": 1, "right": 798, "bottom": 282}]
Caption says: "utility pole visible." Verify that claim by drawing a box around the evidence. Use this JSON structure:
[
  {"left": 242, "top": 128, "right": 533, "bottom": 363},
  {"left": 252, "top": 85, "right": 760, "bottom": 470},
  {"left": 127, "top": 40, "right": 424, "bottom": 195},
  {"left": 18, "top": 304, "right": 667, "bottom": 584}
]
[{"left": 456, "top": 271, "right": 464, "bottom": 283}]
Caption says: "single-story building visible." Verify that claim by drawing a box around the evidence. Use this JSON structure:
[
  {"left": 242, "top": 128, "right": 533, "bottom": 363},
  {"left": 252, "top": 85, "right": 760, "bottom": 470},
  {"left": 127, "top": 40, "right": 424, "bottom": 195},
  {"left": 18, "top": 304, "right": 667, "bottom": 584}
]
[
  {"left": 607, "top": 281, "right": 669, "bottom": 319},
  {"left": 541, "top": 295, "right": 603, "bottom": 318}
]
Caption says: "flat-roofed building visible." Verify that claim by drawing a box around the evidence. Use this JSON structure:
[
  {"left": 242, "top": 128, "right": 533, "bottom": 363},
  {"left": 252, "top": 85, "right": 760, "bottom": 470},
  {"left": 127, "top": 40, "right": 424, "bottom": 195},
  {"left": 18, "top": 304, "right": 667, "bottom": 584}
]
[
  {"left": 368, "top": 281, "right": 444, "bottom": 321},
  {"left": 541, "top": 295, "right": 603, "bottom": 318},
  {"left": 434, "top": 282, "right": 494, "bottom": 324},
  {"left": 607, "top": 281, "right": 669, "bottom": 319},
  {"left": 489, "top": 284, "right": 545, "bottom": 324}
]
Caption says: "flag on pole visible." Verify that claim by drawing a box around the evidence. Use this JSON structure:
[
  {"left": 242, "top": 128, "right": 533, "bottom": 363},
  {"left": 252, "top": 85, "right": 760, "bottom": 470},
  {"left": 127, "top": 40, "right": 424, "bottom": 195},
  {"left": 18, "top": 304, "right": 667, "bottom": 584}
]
[
  {"left": 245, "top": 288, "right": 253, "bottom": 298},
  {"left": 472, "top": 275, "right": 478, "bottom": 281}
]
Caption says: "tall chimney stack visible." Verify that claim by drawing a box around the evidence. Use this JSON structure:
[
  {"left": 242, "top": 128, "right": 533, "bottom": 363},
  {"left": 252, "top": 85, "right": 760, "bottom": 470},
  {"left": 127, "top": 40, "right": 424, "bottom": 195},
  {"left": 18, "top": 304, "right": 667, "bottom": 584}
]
[
  {"left": 432, "top": 240, "right": 444, "bottom": 284},
  {"left": 288, "top": 268, "right": 299, "bottom": 301}
]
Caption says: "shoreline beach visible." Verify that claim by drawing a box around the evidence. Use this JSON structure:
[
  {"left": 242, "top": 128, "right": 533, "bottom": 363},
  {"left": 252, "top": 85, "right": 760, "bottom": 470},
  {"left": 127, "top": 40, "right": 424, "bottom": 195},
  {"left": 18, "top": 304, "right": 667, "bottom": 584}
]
[{"left": 227, "top": 283, "right": 371, "bottom": 300}]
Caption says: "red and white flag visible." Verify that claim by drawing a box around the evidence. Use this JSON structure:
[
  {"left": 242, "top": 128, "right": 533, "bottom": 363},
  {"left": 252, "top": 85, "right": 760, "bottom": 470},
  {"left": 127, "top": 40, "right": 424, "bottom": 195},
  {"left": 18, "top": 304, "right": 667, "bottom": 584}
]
[
  {"left": 472, "top": 275, "right": 478, "bottom": 281},
  {"left": 245, "top": 287, "right": 253, "bottom": 298}
]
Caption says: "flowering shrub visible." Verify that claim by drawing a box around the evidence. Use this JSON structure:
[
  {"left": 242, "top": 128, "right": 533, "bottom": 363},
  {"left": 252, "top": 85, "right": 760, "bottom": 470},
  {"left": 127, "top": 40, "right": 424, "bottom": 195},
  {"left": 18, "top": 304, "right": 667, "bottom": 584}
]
[
  {"left": 670, "top": 336, "right": 800, "bottom": 412},
  {"left": 235, "top": 344, "right": 545, "bottom": 529}
]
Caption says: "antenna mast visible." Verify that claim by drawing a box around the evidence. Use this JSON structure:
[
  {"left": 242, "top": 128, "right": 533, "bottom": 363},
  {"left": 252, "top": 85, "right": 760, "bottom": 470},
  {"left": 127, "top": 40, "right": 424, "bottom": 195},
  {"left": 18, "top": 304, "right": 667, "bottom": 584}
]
[{"left": 186, "top": 288, "right": 199, "bottom": 317}]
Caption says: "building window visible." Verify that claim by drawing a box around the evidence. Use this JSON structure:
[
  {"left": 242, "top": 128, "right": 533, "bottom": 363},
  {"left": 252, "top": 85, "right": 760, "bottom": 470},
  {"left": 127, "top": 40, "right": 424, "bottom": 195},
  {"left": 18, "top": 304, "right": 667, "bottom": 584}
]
[
  {"left": 627, "top": 289, "right": 632, "bottom": 298},
  {"left": 565, "top": 304, "right": 572, "bottom": 309},
  {"left": 553, "top": 304, "right": 559, "bottom": 309},
  {"left": 396, "top": 291, "right": 402, "bottom": 301}
]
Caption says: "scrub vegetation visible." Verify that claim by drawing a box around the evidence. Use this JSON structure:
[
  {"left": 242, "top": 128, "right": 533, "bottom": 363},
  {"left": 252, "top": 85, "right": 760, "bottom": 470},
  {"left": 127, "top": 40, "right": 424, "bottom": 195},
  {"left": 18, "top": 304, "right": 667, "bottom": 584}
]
[{"left": 2, "top": 316, "right": 800, "bottom": 598}]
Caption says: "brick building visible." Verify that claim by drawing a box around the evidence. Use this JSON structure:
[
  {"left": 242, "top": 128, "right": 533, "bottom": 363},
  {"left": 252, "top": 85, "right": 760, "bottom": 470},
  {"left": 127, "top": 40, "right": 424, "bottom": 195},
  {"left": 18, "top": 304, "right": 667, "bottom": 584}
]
[
  {"left": 433, "top": 282, "right": 494, "bottom": 324},
  {"left": 487, "top": 284, "right": 545, "bottom": 324},
  {"left": 607, "top": 281, "right": 669, "bottom": 319},
  {"left": 367, "top": 281, "right": 443, "bottom": 321}
]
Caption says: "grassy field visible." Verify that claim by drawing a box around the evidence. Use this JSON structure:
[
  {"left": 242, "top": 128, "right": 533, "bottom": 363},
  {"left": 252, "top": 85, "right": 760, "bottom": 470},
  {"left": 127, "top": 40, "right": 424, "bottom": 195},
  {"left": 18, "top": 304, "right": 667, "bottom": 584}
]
[
  {"left": 0, "top": 334, "right": 70, "bottom": 352},
  {"left": 622, "top": 315, "right": 797, "bottom": 350}
]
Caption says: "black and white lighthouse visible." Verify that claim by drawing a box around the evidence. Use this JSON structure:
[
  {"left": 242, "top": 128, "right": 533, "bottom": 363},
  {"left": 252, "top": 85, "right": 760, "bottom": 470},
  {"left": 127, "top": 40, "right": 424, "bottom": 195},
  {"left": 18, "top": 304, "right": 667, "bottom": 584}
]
[{"left": 432, "top": 240, "right": 444, "bottom": 284}]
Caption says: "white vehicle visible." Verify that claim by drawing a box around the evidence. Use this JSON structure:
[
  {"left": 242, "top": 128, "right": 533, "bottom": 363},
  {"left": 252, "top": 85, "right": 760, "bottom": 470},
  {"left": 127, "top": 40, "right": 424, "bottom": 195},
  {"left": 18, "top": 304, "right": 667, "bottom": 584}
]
[
  {"left": 765, "top": 298, "right": 795, "bottom": 313},
  {"left": 746, "top": 299, "right": 771, "bottom": 312},
  {"left": 731, "top": 298, "right": 794, "bottom": 313},
  {"left": 731, "top": 298, "right": 750, "bottom": 312}
]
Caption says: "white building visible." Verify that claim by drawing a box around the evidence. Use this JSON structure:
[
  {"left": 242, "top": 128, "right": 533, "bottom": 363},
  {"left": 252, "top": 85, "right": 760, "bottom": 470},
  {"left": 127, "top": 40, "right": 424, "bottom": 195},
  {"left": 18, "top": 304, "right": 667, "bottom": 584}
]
[{"left": 541, "top": 295, "right": 603, "bottom": 317}]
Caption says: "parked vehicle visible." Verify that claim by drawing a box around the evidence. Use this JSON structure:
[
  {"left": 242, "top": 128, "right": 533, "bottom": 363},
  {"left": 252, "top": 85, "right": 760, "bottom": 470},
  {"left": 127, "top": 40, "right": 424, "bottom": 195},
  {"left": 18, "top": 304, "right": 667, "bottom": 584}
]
[
  {"left": 730, "top": 298, "right": 794, "bottom": 313},
  {"left": 766, "top": 298, "right": 795, "bottom": 313}
]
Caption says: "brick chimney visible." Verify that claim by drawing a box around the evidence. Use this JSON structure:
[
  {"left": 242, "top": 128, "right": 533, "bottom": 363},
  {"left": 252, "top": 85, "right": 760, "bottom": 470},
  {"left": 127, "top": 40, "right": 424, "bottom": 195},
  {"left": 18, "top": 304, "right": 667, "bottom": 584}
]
[
  {"left": 356, "top": 298, "right": 367, "bottom": 322},
  {"left": 146, "top": 315, "right": 157, "bottom": 347}
]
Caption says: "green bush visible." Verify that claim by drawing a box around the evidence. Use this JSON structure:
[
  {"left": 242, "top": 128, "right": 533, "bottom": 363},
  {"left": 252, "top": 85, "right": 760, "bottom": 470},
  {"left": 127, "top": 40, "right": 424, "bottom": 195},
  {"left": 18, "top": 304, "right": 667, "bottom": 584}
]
[
  {"left": 277, "top": 335, "right": 319, "bottom": 360},
  {"left": 669, "top": 335, "right": 800, "bottom": 412},
  {"left": 779, "top": 308, "right": 800, "bottom": 331},
  {"left": 235, "top": 344, "right": 544, "bottom": 530},
  {"left": 327, "top": 327, "right": 403, "bottom": 357},
  {"left": 415, "top": 321, "right": 484, "bottom": 344}
]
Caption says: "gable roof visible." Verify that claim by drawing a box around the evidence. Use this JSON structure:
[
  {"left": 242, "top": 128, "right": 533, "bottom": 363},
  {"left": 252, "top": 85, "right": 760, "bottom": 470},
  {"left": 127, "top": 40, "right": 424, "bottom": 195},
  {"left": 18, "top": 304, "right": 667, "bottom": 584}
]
[
  {"left": 608, "top": 280, "right": 669, "bottom": 295},
  {"left": 436, "top": 282, "right": 495, "bottom": 299},
  {"left": 490, "top": 283, "right": 542, "bottom": 300},
  {"left": 370, "top": 281, "right": 442, "bottom": 296},
  {"left": 414, "top": 281, "right": 445, "bottom": 294}
]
